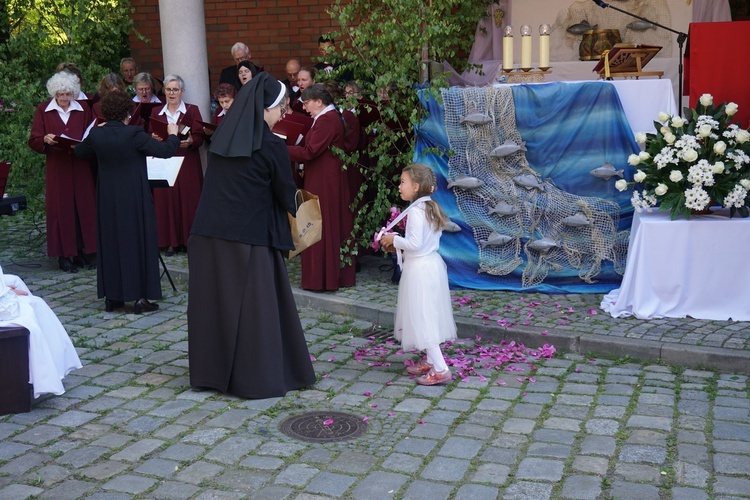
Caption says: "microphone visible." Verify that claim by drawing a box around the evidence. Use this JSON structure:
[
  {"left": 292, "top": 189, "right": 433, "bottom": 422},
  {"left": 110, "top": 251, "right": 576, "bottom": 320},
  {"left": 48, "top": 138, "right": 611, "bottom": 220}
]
[{"left": 592, "top": 0, "right": 607, "bottom": 7}]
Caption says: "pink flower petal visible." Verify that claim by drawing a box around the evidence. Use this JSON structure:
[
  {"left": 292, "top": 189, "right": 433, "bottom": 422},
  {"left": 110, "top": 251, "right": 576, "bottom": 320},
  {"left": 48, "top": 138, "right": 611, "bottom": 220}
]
[
  {"left": 322, "top": 374, "right": 330, "bottom": 378},
  {"left": 362, "top": 416, "right": 369, "bottom": 422},
  {"left": 419, "top": 419, "right": 425, "bottom": 424},
  {"left": 497, "top": 381, "right": 507, "bottom": 386},
  {"left": 309, "top": 355, "right": 316, "bottom": 361},
  {"left": 364, "top": 391, "right": 371, "bottom": 396},
  {"left": 372, "top": 404, "right": 378, "bottom": 408},
  {"left": 323, "top": 419, "right": 334, "bottom": 426},
  {"left": 388, "top": 412, "right": 394, "bottom": 416},
  {"left": 386, "top": 382, "right": 393, "bottom": 386}
]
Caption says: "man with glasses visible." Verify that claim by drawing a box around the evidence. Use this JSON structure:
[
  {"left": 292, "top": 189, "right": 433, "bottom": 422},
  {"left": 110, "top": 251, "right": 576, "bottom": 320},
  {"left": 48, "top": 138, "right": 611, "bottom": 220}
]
[{"left": 219, "top": 42, "right": 261, "bottom": 90}]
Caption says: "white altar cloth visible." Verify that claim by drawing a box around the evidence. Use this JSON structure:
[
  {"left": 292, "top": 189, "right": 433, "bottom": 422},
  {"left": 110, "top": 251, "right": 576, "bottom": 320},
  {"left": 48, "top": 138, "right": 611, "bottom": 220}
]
[
  {"left": 0, "top": 272, "right": 82, "bottom": 398},
  {"left": 601, "top": 209, "right": 750, "bottom": 321}
]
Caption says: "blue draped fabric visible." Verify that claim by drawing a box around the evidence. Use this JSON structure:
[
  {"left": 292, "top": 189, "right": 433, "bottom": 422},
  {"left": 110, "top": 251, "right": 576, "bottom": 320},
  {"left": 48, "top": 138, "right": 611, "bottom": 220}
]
[{"left": 414, "top": 82, "right": 640, "bottom": 293}]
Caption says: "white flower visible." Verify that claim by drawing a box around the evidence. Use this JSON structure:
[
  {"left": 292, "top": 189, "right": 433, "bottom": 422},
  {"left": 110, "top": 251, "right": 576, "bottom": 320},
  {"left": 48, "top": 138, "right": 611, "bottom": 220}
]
[
  {"left": 660, "top": 126, "right": 671, "bottom": 135},
  {"left": 654, "top": 183, "right": 668, "bottom": 196},
  {"left": 714, "top": 141, "right": 727, "bottom": 155},
  {"left": 741, "top": 179, "right": 750, "bottom": 190},
  {"left": 684, "top": 186, "right": 711, "bottom": 210},
  {"left": 682, "top": 148, "right": 699, "bottom": 162},
  {"left": 615, "top": 179, "right": 628, "bottom": 192},
  {"left": 736, "top": 129, "right": 750, "bottom": 144},
  {"left": 638, "top": 151, "right": 651, "bottom": 161},
  {"left": 712, "top": 162, "right": 725, "bottom": 174},
  {"left": 627, "top": 154, "right": 641, "bottom": 166},
  {"left": 657, "top": 111, "right": 671, "bottom": 123},
  {"left": 664, "top": 133, "right": 676, "bottom": 144},
  {"left": 635, "top": 132, "right": 647, "bottom": 144},
  {"left": 669, "top": 170, "right": 683, "bottom": 182},
  {"left": 698, "top": 124, "right": 713, "bottom": 138},
  {"left": 726, "top": 102, "right": 738, "bottom": 116},
  {"left": 699, "top": 94, "right": 713, "bottom": 107},
  {"left": 722, "top": 184, "right": 748, "bottom": 209},
  {"left": 633, "top": 170, "right": 647, "bottom": 183},
  {"left": 671, "top": 116, "right": 686, "bottom": 128}
]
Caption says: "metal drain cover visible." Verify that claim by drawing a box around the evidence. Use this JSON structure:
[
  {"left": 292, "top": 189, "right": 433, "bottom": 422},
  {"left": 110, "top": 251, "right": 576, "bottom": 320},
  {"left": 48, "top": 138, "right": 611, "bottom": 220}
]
[
  {"left": 279, "top": 411, "right": 369, "bottom": 443},
  {"left": 360, "top": 326, "right": 395, "bottom": 342}
]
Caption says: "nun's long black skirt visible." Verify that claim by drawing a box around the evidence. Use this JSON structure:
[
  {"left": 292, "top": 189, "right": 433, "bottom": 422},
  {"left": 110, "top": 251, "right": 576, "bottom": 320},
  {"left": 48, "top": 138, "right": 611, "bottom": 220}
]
[{"left": 187, "top": 235, "right": 316, "bottom": 398}]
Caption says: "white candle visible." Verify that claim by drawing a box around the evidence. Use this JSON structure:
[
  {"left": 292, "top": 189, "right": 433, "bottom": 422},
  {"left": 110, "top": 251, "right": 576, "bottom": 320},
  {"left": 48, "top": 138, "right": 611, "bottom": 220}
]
[
  {"left": 539, "top": 35, "right": 550, "bottom": 69},
  {"left": 502, "top": 35, "right": 514, "bottom": 70},
  {"left": 521, "top": 35, "right": 532, "bottom": 70}
]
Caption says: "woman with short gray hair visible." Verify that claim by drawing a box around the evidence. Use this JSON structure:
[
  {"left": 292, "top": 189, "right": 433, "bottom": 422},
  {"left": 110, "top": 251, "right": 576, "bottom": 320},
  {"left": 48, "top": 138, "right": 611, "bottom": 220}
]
[{"left": 28, "top": 71, "right": 97, "bottom": 273}]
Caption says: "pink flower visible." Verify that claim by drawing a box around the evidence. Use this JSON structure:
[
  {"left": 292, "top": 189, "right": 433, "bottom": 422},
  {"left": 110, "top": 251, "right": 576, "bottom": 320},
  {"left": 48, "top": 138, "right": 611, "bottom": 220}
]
[
  {"left": 362, "top": 416, "right": 369, "bottom": 422},
  {"left": 364, "top": 391, "right": 371, "bottom": 396},
  {"left": 323, "top": 419, "right": 334, "bottom": 426}
]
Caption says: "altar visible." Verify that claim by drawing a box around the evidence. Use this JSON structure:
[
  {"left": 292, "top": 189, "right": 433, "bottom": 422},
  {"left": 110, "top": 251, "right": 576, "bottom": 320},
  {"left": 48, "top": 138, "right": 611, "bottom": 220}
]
[{"left": 601, "top": 209, "right": 750, "bottom": 321}]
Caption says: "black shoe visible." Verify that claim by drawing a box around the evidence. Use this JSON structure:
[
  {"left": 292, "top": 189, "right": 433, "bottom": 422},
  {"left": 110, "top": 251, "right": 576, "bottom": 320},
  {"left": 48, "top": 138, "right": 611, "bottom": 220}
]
[
  {"left": 58, "top": 258, "right": 79, "bottom": 274},
  {"left": 165, "top": 247, "right": 174, "bottom": 257},
  {"left": 71, "top": 255, "right": 86, "bottom": 268},
  {"left": 105, "top": 299, "right": 125, "bottom": 312},
  {"left": 134, "top": 299, "right": 159, "bottom": 314}
]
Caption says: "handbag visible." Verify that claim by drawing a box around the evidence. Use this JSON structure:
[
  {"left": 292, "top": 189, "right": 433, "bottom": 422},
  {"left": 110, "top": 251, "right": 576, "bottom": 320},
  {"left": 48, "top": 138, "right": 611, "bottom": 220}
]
[{"left": 288, "top": 189, "right": 323, "bottom": 258}]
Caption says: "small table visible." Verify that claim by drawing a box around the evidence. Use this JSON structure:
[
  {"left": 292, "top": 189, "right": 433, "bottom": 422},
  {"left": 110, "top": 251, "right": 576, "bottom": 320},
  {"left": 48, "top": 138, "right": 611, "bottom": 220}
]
[{"left": 601, "top": 208, "right": 750, "bottom": 321}]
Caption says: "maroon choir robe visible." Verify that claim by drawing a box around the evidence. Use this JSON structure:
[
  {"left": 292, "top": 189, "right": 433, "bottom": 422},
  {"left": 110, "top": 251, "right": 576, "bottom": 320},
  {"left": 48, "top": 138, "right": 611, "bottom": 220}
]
[
  {"left": 28, "top": 99, "right": 97, "bottom": 258},
  {"left": 148, "top": 103, "right": 204, "bottom": 248},
  {"left": 288, "top": 109, "right": 355, "bottom": 291}
]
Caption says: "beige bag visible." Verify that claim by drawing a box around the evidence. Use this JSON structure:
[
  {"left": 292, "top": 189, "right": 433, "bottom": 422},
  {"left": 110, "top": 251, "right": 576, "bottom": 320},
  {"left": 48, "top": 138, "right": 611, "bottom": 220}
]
[{"left": 288, "top": 189, "right": 322, "bottom": 258}]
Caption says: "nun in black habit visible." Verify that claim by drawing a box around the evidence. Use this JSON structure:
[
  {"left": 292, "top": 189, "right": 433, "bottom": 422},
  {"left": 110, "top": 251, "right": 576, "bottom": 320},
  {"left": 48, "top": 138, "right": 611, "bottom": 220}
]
[{"left": 187, "top": 73, "right": 316, "bottom": 398}]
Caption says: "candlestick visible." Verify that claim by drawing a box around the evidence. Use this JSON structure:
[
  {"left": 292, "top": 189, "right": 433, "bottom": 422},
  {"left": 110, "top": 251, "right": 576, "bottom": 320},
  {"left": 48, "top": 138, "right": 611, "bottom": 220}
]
[
  {"left": 539, "top": 24, "right": 551, "bottom": 71},
  {"left": 520, "top": 25, "right": 532, "bottom": 72},
  {"left": 502, "top": 26, "right": 514, "bottom": 71}
]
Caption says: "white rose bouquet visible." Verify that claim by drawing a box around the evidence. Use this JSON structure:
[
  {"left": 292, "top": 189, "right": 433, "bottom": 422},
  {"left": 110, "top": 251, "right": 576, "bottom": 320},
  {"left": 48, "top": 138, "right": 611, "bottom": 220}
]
[{"left": 619, "top": 95, "right": 750, "bottom": 219}]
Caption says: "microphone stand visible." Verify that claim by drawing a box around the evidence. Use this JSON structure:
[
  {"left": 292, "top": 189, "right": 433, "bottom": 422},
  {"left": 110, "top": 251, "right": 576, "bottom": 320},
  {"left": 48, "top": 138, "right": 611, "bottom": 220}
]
[{"left": 596, "top": 1, "right": 688, "bottom": 114}]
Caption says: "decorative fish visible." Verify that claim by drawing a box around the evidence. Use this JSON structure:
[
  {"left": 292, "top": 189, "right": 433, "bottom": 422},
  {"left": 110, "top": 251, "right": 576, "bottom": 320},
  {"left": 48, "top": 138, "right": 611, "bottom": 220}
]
[
  {"left": 459, "top": 113, "right": 493, "bottom": 126},
  {"left": 447, "top": 174, "right": 484, "bottom": 190},
  {"left": 513, "top": 174, "right": 545, "bottom": 191},
  {"left": 589, "top": 162, "right": 624, "bottom": 180},
  {"left": 562, "top": 213, "right": 592, "bottom": 227},
  {"left": 527, "top": 237, "right": 557, "bottom": 253},
  {"left": 480, "top": 232, "right": 514, "bottom": 248},
  {"left": 443, "top": 220, "right": 462, "bottom": 233},
  {"left": 488, "top": 201, "right": 520, "bottom": 217},
  {"left": 489, "top": 139, "right": 527, "bottom": 158},
  {"left": 567, "top": 20, "right": 596, "bottom": 35},
  {"left": 627, "top": 20, "right": 656, "bottom": 31}
]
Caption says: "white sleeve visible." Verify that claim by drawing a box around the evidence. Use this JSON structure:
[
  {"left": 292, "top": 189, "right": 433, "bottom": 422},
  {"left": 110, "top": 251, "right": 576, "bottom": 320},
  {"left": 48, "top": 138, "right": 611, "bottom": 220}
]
[{"left": 393, "top": 209, "right": 426, "bottom": 252}]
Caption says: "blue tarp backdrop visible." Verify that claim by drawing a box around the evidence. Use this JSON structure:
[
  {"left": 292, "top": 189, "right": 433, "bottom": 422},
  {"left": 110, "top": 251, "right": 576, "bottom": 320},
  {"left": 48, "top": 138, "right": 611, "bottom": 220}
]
[{"left": 414, "top": 82, "right": 640, "bottom": 293}]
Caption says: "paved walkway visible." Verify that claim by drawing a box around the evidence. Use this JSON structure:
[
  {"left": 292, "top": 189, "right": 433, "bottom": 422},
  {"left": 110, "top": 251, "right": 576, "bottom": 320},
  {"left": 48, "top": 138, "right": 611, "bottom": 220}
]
[{"left": 1, "top": 214, "right": 749, "bottom": 498}]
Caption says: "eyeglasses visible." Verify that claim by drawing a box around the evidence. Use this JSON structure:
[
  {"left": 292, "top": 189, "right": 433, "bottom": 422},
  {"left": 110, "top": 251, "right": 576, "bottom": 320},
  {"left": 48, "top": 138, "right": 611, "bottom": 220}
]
[
  {"left": 136, "top": 87, "right": 152, "bottom": 93},
  {"left": 233, "top": 54, "right": 250, "bottom": 63},
  {"left": 164, "top": 87, "right": 181, "bottom": 94}
]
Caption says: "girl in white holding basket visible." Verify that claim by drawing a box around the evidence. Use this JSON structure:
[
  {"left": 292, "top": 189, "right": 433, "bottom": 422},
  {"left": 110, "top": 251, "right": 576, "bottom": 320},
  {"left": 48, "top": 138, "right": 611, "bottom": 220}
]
[{"left": 379, "top": 163, "right": 457, "bottom": 385}]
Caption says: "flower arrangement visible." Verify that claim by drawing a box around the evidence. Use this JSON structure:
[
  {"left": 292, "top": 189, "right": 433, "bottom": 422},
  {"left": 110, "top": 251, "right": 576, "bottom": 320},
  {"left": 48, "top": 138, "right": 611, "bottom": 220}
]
[
  {"left": 616, "top": 94, "right": 750, "bottom": 219},
  {"left": 371, "top": 206, "right": 407, "bottom": 251}
]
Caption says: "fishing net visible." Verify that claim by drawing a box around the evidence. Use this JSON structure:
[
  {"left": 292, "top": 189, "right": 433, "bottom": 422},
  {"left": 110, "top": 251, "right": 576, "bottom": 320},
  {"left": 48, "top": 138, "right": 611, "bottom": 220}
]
[{"left": 442, "top": 86, "right": 629, "bottom": 288}]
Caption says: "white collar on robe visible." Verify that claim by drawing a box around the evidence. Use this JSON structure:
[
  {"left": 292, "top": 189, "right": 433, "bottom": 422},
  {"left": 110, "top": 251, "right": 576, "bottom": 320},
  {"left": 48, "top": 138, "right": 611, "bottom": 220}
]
[
  {"left": 76, "top": 91, "right": 89, "bottom": 100},
  {"left": 158, "top": 101, "right": 187, "bottom": 123},
  {"left": 132, "top": 95, "right": 161, "bottom": 103},
  {"left": 217, "top": 108, "right": 227, "bottom": 117},
  {"left": 44, "top": 99, "right": 84, "bottom": 114},
  {"left": 312, "top": 103, "right": 336, "bottom": 127}
]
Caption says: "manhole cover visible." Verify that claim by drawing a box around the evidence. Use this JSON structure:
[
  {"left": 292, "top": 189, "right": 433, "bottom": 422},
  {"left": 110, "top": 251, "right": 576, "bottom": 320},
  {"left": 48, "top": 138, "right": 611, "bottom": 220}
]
[
  {"left": 279, "top": 411, "right": 369, "bottom": 443},
  {"left": 360, "top": 326, "right": 395, "bottom": 342}
]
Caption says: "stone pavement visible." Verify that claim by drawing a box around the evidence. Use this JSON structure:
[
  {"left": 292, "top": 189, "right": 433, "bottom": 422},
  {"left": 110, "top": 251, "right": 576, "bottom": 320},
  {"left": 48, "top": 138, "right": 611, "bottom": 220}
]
[{"left": 1, "top": 213, "right": 749, "bottom": 498}]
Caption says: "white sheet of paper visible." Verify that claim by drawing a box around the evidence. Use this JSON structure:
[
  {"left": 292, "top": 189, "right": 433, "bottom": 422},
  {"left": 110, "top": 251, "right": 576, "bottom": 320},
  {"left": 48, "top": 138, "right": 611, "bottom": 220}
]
[{"left": 147, "top": 156, "right": 184, "bottom": 187}]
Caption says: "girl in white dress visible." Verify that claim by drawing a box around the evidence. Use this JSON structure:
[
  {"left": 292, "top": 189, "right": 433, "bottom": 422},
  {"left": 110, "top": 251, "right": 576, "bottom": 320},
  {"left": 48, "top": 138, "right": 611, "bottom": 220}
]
[{"left": 380, "top": 164, "right": 457, "bottom": 385}]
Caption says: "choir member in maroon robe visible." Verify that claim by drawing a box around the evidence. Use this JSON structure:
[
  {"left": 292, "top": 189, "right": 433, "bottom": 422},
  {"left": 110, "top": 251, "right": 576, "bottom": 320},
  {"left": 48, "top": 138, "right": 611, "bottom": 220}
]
[
  {"left": 91, "top": 73, "right": 126, "bottom": 122},
  {"left": 148, "top": 74, "right": 205, "bottom": 254},
  {"left": 287, "top": 84, "right": 355, "bottom": 291},
  {"left": 321, "top": 81, "right": 363, "bottom": 202},
  {"left": 203, "top": 84, "right": 236, "bottom": 143},
  {"left": 28, "top": 71, "right": 97, "bottom": 273},
  {"left": 290, "top": 68, "right": 316, "bottom": 116},
  {"left": 130, "top": 73, "right": 162, "bottom": 129}
]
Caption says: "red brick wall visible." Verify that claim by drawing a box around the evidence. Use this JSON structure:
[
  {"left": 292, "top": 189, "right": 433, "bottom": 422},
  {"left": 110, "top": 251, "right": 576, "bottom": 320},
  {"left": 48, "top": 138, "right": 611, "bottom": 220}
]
[{"left": 129, "top": 0, "right": 339, "bottom": 91}]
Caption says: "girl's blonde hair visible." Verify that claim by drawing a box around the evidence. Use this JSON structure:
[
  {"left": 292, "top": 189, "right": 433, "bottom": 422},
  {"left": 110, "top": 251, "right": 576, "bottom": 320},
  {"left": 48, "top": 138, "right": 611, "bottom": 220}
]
[{"left": 403, "top": 163, "right": 450, "bottom": 231}]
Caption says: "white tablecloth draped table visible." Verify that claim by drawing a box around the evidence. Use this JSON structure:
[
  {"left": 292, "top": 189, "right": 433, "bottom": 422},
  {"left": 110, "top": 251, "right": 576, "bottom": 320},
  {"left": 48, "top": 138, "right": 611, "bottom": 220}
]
[{"left": 601, "top": 208, "right": 750, "bottom": 321}]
